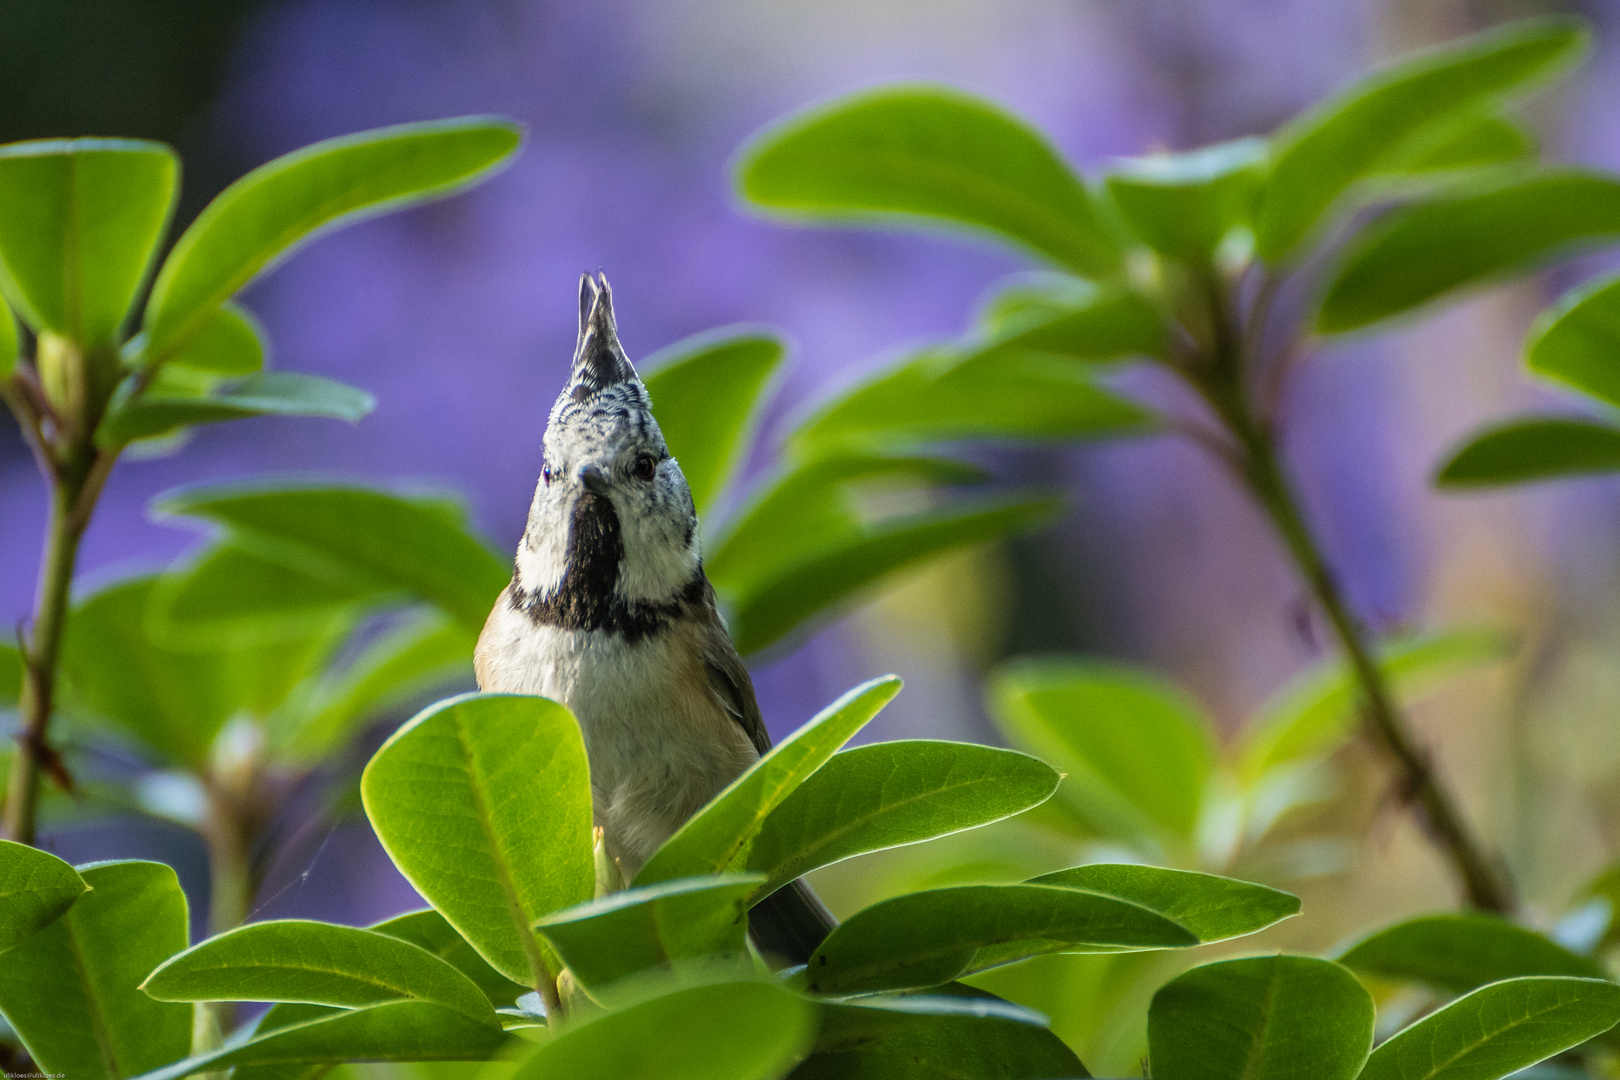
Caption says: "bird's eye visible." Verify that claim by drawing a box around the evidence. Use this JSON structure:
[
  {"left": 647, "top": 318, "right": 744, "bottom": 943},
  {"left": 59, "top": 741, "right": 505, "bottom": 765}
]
[
  {"left": 542, "top": 461, "right": 552, "bottom": 486},
  {"left": 632, "top": 453, "right": 657, "bottom": 481}
]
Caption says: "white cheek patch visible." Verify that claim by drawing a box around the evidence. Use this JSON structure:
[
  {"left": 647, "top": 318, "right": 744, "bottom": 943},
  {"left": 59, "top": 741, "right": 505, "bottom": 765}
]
[{"left": 516, "top": 482, "right": 570, "bottom": 594}]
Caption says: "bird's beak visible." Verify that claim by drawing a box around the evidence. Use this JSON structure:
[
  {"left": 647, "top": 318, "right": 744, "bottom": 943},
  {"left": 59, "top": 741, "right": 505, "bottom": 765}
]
[{"left": 577, "top": 463, "right": 612, "bottom": 496}]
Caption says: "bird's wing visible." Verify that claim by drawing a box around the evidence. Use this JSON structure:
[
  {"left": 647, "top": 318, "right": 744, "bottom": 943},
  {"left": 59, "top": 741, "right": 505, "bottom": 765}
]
[{"left": 695, "top": 594, "right": 771, "bottom": 756}]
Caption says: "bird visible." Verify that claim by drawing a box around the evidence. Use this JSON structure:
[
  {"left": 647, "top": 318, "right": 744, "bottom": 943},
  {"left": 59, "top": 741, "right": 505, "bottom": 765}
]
[{"left": 474, "top": 271, "right": 836, "bottom": 964}]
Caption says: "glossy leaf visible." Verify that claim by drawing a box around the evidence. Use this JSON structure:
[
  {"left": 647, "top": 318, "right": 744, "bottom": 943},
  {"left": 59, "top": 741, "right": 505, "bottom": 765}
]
[
  {"left": 0, "top": 138, "right": 177, "bottom": 343},
  {"left": 746, "top": 740, "right": 1060, "bottom": 896},
  {"left": 1360, "top": 977, "right": 1620, "bottom": 1080},
  {"left": 142, "top": 918, "right": 498, "bottom": 1025},
  {"left": 636, "top": 675, "right": 901, "bottom": 885},
  {"left": 98, "top": 370, "right": 375, "bottom": 447},
  {"left": 143, "top": 117, "right": 522, "bottom": 362},
  {"left": 1527, "top": 271, "right": 1620, "bottom": 409},
  {"left": 1028, "top": 864, "right": 1300, "bottom": 944},
  {"left": 737, "top": 85, "right": 1122, "bottom": 277},
  {"left": 1376, "top": 111, "right": 1535, "bottom": 174},
  {"left": 155, "top": 482, "right": 508, "bottom": 630},
  {"left": 805, "top": 883, "right": 1197, "bottom": 995},
  {"left": 799, "top": 994, "right": 1088, "bottom": 1079},
  {"left": 370, "top": 907, "right": 529, "bottom": 1010},
  {"left": 538, "top": 874, "right": 762, "bottom": 990},
  {"left": 0, "top": 861, "right": 191, "bottom": 1080},
  {"left": 1338, "top": 914, "right": 1605, "bottom": 995},
  {"left": 989, "top": 657, "right": 1214, "bottom": 843},
  {"left": 0, "top": 839, "right": 86, "bottom": 950},
  {"left": 509, "top": 979, "right": 815, "bottom": 1080},
  {"left": 129, "top": 1001, "right": 506, "bottom": 1080},
  {"left": 641, "top": 327, "right": 784, "bottom": 516},
  {"left": 1148, "top": 955, "right": 1374, "bottom": 1080},
  {"left": 1239, "top": 628, "right": 1513, "bottom": 782},
  {"left": 1436, "top": 417, "right": 1620, "bottom": 487},
  {"left": 1319, "top": 171, "right": 1620, "bottom": 334},
  {"left": 361, "top": 692, "right": 595, "bottom": 987},
  {"left": 1256, "top": 17, "right": 1588, "bottom": 260},
  {"left": 1105, "top": 137, "right": 1268, "bottom": 258},
  {"left": 725, "top": 491, "right": 1062, "bottom": 656}
]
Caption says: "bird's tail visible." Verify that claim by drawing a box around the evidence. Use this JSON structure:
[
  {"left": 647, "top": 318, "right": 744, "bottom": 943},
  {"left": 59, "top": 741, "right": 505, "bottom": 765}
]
[{"left": 749, "top": 878, "right": 837, "bottom": 966}]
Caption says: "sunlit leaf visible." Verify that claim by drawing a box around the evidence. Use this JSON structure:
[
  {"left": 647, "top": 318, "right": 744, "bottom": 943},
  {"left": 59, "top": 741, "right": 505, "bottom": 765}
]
[
  {"left": 1375, "top": 111, "right": 1536, "bottom": 175},
  {"left": 0, "top": 296, "right": 16, "bottom": 379},
  {"left": 0, "top": 138, "right": 177, "bottom": 343},
  {"left": 1526, "top": 271, "right": 1620, "bottom": 410},
  {"left": 1359, "top": 977, "right": 1620, "bottom": 1080},
  {"left": 0, "top": 861, "right": 191, "bottom": 1080},
  {"left": 641, "top": 327, "right": 785, "bottom": 517},
  {"left": 0, "top": 839, "right": 86, "bottom": 950},
  {"left": 1255, "top": 17, "right": 1588, "bottom": 260},
  {"left": 1338, "top": 913, "right": 1606, "bottom": 995},
  {"left": 361, "top": 692, "right": 594, "bottom": 987},
  {"left": 1318, "top": 170, "right": 1620, "bottom": 334},
  {"left": 1028, "top": 864, "right": 1300, "bottom": 944},
  {"left": 737, "top": 85, "right": 1122, "bottom": 277},
  {"left": 369, "top": 907, "right": 529, "bottom": 1010},
  {"left": 1148, "top": 955, "right": 1374, "bottom": 1080},
  {"left": 149, "top": 301, "right": 266, "bottom": 374},
  {"left": 143, "top": 117, "right": 522, "bottom": 363},
  {"left": 1105, "top": 137, "right": 1268, "bottom": 258}
]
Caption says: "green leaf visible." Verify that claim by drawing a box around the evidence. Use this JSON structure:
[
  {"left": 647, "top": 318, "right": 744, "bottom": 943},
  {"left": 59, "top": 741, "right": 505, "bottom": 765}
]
[
  {"left": 152, "top": 301, "right": 266, "bottom": 375},
  {"left": 799, "top": 994, "right": 1089, "bottom": 1079},
  {"left": 0, "top": 839, "right": 86, "bottom": 950},
  {"left": 724, "top": 491, "right": 1062, "bottom": 656},
  {"left": 805, "top": 883, "right": 1196, "bottom": 995},
  {"left": 641, "top": 327, "right": 785, "bottom": 517},
  {"left": 737, "top": 84, "right": 1121, "bottom": 277},
  {"left": 1375, "top": 111, "right": 1536, "bottom": 175},
  {"left": 635, "top": 676, "right": 902, "bottom": 886},
  {"left": 1238, "top": 628, "right": 1513, "bottom": 782},
  {"left": 509, "top": 980, "right": 815, "bottom": 1080},
  {"left": 1148, "top": 955, "right": 1374, "bottom": 1080},
  {"left": 155, "top": 482, "right": 509, "bottom": 630},
  {"left": 0, "top": 297, "right": 17, "bottom": 379},
  {"left": 361, "top": 692, "right": 594, "bottom": 988},
  {"left": 1256, "top": 17, "right": 1589, "bottom": 261},
  {"left": 538, "top": 874, "right": 763, "bottom": 991},
  {"left": 1319, "top": 171, "right": 1620, "bottom": 334},
  {"left": 141, "top": 918, "right": 499, "bottom": 1025},
  {"left": 370, "top": 907, "right": 529, "bottom": 1010},
  {"left": 988, "top": 657, "right": 1214, "bottom": 843},
  {"left": 1526, "top": 271, "right": 1620, "bottom": 409},
  {"left": 0, "top": 138, "right": 177, "bottom": 343},
  {"left": 745, "top": 740, "right": 1060, "bottom": 897},
  {"left": 1028, "top": 864, "right": 1300, "bottom": 944},
  {"left": 0, "top": 644, "right": 20, "bottom": 708},
  {"left": 128, "top": 1001, "right": 506, "bottom": 1080},
  {"left": 1436, "top": 417, "right": 1620, "bottom": 487},
  {"left": 98, "top": 370, "right": 375, "bottom": 447},
  {"left": 1359, "top": 977, "right": 1620, "bottom": 1080},
  {"left": 143, "top": 117, "right": 521, "bottom": 363},
  {"left": 1338, "top": 914, "right": 1606, "bottom": 995},
  {"left": 0, "top": 860, "right": 191, "bottom": 1080},
  {"left": 1104, "top": 137, "right": 1268, "bottom": 258}
]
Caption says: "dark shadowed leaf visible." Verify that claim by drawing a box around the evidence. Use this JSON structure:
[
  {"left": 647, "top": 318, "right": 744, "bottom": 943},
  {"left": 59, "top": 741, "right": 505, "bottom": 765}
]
[
  {"left": 636, "top": 676, "right": 902, "bottom": 886},
  {"left": 1338, "top": 913, "right": 1606, "bottom": 995},
  {"left": 370, "top": 907, "right": 529, "bottom": 1010},
  {"left": 0, "top": 861, "right": 191, "bottom": 1080},
  {"left": 142, "top": 919, "right": 498, "bottom": 1025},
  {"left": 142, "top": 117, "right": 522, "bottom": 363},
  {"left": 1029, "top": 864, "right": 1300, "bottom": 944},
  {"left": 641, "top": 327, "right": 785, "bottom": 517},
  {"left": 98, "top": 371, "right": 375, "bottom": 447},
  {"left": 0, "top": 138, "right": 177, "bottom": 343},
  {"left": 1436, "top": 417, "right": 1620, "bottom": 487},
  {"left": 1148, "top": 955, "right": 1374, "bottom": 1080},
  {"left": 1319, "top": 171, "right": 1620, "bottom": 334},
  {"left": 737, "top": 85, "right": 1122, "bottom": 276},
  {"left": 538, "top": 874, "right": 762, "bottom": 991},
  {"left": 747, "top": 741, "right": 1059, "bottom": 896},
  {"left": 1105, "top": 138, "right": 1267, "bottom": 258},
  {"left": 1255, "top": 17, "right": 1588, "bottom": 260},
  {"left": 1359, "top": 977, "right": 1620, "bottom": 1080},
  {"left": 988, "top": 657, "right": 1214, "bottom": 843},
  {"left": 509, "top": 980, "right": 815, "bottom": 1080},
  {"left": 361, "top": 693, "right": 594, "bottom": 988},
  {"left": 0, "top": 839, "right": 86, "bottom": 950},
  {"left": 155, "top": 482, "right": 509, "bottom": 630},
  {"left": 797, "top": 994, "right": 1088, "bottom": 1079},
  {"left": 805, "top": 883, "right": 1196, "bottom": 995},
  {"left": 1527, "top": 271, "right": 1620, "bottom": 409}
]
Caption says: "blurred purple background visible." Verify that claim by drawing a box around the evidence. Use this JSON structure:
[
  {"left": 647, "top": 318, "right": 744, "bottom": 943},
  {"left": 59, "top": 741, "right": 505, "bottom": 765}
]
[{"left": 7, "top": 0, "right": 1620, "bottom": 930}]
